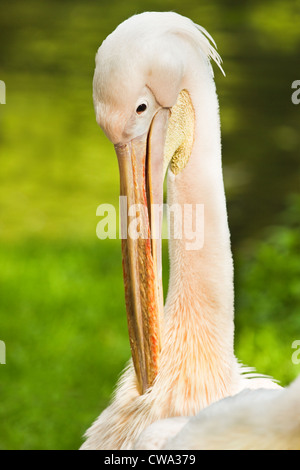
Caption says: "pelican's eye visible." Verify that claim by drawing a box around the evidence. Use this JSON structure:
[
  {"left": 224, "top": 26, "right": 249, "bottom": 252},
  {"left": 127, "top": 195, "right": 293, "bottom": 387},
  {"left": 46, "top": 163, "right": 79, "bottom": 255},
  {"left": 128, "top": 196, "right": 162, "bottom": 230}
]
[{"left": 136, "top": 103, "right": 147, "bottom": 115}]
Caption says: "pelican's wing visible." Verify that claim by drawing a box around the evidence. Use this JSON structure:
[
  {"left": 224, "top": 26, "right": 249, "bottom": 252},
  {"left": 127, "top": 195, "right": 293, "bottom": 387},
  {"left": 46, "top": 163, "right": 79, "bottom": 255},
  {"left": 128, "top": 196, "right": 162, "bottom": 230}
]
[{"left": 134, "top": 376, "right": 300, "bottom": 450}]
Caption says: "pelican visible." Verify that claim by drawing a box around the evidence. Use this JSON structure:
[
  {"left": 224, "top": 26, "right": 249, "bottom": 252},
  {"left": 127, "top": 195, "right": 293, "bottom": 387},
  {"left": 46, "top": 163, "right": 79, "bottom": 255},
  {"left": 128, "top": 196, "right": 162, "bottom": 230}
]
[{"left": 81, "top": 12, "right": 300, "bottom": 450}]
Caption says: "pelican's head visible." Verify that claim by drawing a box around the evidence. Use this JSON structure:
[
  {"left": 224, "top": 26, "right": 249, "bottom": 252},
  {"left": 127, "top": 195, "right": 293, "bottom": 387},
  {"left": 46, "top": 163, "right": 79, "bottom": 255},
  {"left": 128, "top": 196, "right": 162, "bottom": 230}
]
[{"left": 93, "top": 11, "right": 222, "bottom": 394}]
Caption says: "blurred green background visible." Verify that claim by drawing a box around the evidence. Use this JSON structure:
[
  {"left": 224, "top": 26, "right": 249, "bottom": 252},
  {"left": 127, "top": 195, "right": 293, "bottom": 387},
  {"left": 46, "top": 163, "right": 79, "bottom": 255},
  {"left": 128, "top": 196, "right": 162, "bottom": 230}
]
[{"left": 0, "top": 0, "right": 299, "bottom": 450}]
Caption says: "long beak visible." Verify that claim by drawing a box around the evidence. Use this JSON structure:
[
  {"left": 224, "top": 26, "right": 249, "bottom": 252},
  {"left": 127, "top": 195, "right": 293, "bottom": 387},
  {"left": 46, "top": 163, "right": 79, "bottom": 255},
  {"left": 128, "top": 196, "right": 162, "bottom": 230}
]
[{"left": 115, "top": 109, "right": 169, "bottom": 394}]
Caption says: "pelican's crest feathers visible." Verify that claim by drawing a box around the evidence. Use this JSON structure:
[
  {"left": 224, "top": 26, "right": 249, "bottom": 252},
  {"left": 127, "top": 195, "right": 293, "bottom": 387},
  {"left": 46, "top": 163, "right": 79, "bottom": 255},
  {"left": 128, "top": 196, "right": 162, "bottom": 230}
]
[{"left": 103, "top": 12, "right": 225, "bottom": 75}]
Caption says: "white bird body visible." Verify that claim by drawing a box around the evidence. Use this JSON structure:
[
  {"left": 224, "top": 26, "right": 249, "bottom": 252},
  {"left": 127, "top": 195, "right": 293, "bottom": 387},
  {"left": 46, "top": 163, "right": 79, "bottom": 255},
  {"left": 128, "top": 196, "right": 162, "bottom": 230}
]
[
  {"left": 134, "top": 376, "right": 300, "bottom": 450},
  {"left": 81, "top": 12, "right": 298, "bottom": 450}
]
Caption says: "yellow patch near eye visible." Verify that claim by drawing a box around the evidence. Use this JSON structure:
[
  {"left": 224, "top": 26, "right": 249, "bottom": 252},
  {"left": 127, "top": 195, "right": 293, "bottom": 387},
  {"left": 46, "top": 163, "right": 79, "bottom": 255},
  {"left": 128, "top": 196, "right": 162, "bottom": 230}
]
[{"left": 163, "top": 89, "right": 195, "bottom": 176}]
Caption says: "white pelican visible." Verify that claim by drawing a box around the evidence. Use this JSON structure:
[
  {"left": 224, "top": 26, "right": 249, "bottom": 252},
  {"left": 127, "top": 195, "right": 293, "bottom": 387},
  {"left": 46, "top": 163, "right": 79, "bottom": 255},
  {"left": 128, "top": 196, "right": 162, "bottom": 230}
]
[{"left": 81, "top": 12, "right": 300, "bottom": 450}]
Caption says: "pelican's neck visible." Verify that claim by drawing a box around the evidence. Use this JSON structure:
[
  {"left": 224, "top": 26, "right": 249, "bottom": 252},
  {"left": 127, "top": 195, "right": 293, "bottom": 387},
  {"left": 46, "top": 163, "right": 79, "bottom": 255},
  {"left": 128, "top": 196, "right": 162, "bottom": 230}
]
[{"left": 162, "top": 56, "right": 238, "bottom": 410}]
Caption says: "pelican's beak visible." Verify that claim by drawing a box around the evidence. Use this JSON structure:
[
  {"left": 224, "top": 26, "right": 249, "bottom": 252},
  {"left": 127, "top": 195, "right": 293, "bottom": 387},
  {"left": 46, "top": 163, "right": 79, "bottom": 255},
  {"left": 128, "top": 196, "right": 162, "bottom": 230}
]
[{"left": 114, "top": 109, "right": 169, "bottom": 394}]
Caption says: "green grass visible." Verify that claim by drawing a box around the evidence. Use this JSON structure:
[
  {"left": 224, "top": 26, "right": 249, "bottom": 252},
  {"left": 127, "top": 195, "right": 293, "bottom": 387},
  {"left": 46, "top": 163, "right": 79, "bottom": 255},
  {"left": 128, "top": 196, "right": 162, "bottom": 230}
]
[
  {"left": 235, "top": 211, "right": 300, "bottom": 386},
  {"left": 0, "top": 239, "right": 128, "bottom": 449}
]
